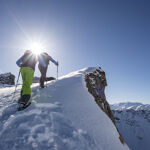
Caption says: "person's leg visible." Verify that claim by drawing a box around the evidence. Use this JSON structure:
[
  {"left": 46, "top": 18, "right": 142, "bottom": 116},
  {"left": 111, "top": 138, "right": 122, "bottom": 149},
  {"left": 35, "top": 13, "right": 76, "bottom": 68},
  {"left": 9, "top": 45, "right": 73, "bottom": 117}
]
[
  {"left": 21, "top": 67, "right": 34, "bottom": 105},
  {"left": 38, "top": 65, "right": 44, "bottom": 88},
  {"left": 40, "top": 74, "right": 45, "bottom": 88},
  {"left": 39, "top": 66, "right": 47, "bottom": 88}
]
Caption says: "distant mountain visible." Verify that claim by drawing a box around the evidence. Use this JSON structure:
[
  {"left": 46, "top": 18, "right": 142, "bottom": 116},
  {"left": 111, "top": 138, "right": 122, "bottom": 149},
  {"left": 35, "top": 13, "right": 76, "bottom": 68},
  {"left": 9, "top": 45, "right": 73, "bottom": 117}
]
[
  {"left": 111, "top": 102, "right": 150, "bottom": 111},
  {"left": 111, "top": 102, "right": 150, "bottom": 150}
]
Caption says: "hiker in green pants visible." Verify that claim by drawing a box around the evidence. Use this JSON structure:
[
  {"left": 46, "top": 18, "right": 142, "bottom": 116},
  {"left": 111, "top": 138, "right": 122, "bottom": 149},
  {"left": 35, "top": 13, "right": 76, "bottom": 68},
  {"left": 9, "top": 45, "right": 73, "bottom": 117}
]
[
  {"left": 16, "top": 50, "right": 46, "bottom": 106},
  {"left": 21, "top": 67, "right": 34, "bottom": 99}
]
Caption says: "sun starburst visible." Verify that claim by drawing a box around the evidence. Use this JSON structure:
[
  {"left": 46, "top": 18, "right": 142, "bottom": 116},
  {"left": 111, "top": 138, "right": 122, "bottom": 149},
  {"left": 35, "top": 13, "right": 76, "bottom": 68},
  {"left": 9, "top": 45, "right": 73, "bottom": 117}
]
[{"left": 30, "top": 42, "right": 43, "bottom": 55}]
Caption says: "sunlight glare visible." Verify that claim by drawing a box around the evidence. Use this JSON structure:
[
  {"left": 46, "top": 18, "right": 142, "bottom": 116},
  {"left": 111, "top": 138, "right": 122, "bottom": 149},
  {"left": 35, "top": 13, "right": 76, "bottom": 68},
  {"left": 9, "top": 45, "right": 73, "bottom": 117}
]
[{"left": 29, "top": 42, "right": 43, "bottom": 55}]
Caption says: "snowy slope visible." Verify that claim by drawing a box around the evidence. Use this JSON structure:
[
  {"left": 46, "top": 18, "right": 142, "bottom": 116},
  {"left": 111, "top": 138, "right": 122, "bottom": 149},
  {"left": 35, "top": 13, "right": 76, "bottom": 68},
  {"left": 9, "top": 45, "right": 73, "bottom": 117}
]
[
  {"left": 0, "top": 68, "right": 130, "bottom": 150},
  {"left": 111, "top": 102, "right": 150, "bottom": 150}
]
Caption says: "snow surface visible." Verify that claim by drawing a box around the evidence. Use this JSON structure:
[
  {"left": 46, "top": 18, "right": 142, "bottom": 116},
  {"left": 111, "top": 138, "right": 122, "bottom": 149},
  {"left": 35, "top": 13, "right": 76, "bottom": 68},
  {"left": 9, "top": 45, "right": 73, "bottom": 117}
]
[
  {"left": 111, "top": 102, "right": 150, "bottom": 150},
  {"left": 0, "top": 68, "right": 130, "bottom": 150}
]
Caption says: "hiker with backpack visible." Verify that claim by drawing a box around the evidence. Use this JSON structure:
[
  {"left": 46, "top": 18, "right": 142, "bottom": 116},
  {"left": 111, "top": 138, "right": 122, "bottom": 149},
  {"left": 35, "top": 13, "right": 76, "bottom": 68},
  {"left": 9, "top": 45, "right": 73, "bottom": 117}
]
[
  {"left": 38, "top": 52, "right": 58, "bottom": 88},
  {"left": 16, "top": 50, "right": 46, "bottom": 107}
]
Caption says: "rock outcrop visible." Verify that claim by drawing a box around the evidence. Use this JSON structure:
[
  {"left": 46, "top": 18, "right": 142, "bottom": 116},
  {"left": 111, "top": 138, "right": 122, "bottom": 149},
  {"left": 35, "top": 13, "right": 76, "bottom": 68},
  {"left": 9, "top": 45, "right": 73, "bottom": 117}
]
[
  {"left": 0, "top": 73, "right": 15, "bottom": 85},
  {"left": 33, "top": 76, "right": 56, "bottom": 83},
  {"left": 85, "top": 67, "right": 124, "bottom": 144}
]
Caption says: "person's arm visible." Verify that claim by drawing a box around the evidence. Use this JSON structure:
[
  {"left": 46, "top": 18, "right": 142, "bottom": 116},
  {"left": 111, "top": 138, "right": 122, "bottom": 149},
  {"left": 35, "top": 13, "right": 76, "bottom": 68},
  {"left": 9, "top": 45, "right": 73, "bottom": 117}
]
[
  {"left": 16, "top": 55, "right": 24, "bottom": 67},
  {"left": 48, "top": 55, "right": 58, "bottom": 66},
  {"left": 38, "top": 56, "right": 46, "bottom": 68}
]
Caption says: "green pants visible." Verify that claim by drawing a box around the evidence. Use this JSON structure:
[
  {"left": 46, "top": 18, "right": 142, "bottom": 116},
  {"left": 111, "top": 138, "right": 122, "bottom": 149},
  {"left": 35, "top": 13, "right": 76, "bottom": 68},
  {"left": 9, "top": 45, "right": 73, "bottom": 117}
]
[{"left": 21, "top": 67, "right": 34, "bottom": 95}]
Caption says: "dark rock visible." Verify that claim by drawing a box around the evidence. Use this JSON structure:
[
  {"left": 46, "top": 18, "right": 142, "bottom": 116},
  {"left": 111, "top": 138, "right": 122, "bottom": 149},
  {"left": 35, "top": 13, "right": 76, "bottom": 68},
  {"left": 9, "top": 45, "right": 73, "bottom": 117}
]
[
  {"left": 85, "top": 67, "right": 124, "bottom": 144},
  {"left": 45, "top": 77, "right": 56, "bottom": 81},
  {"left": 0, "top": 73, "right": 15, "bottom": 85},
  {"left": 33, "top": 76, "right": 56, "bottom": 83}
]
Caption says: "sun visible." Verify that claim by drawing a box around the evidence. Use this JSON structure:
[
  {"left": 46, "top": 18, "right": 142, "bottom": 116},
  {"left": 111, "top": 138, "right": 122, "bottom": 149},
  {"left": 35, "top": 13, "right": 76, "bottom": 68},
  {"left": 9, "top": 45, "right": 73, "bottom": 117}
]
[{"left": 30, "top": 42, "right": 43, "bottom": 55}]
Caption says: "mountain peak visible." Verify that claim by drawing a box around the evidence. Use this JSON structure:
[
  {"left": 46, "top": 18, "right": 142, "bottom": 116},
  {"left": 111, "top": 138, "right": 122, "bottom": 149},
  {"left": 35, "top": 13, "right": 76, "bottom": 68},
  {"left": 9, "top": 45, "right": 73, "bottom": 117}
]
[{"left": 111, "top": 102, "right": 150, "bottom": 111}]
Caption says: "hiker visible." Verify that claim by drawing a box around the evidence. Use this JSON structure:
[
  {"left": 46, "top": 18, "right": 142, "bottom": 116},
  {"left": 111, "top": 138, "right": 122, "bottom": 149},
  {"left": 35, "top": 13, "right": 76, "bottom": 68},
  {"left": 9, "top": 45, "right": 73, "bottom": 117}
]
[
  {"left": 38, "top": 52, "right": 58, "bottom": 88},
  {"left": 16, "top": 50, "right": 46, "bottom": 106}
]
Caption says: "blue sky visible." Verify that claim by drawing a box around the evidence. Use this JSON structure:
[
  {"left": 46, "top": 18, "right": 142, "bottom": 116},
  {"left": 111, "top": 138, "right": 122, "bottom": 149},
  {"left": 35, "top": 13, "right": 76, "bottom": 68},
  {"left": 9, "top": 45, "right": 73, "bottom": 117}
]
[{"left": 0, "top": 0, "right": 150, "bottom": 104}]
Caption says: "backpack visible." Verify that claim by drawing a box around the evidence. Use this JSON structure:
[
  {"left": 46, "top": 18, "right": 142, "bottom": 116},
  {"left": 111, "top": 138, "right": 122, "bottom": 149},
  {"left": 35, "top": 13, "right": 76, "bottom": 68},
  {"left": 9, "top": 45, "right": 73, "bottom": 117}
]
[{"left": 21, "top": 51, "right": 37, "bottom": 70}]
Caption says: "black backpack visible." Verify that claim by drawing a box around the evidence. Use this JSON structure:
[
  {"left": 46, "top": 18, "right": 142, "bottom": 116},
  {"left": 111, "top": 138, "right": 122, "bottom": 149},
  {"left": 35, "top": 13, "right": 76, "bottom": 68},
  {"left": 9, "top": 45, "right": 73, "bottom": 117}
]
[{"left": 21, "top": 51, "right": 37, "bottom": 70}]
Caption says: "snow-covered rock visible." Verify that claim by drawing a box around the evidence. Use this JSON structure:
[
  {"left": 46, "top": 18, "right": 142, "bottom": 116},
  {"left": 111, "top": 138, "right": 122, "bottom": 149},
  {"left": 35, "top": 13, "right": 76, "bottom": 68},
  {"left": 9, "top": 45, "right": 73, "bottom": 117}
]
[
  {"left": 0, "top": 67, "right": 130, "bottom": 150},
  {"left": 0, "top": 73, "right": 15, "bottom": 85},
  {"left": 111, "top": 102, "right": 150, "bottom": 150}
]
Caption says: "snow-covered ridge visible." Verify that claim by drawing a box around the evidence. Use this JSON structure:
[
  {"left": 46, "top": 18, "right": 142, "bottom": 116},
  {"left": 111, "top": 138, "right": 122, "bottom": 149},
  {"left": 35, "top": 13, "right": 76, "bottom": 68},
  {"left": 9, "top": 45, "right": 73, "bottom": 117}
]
[
  {"left": 111, "top": 102, "right": 150, "bottom": 150},
  {"left": 0, "top": 67, "right": 130, "bottom": 150},
  {"left": 0, "top": 73, "right": 13, "bottom": 77},
  {"left": 111, "top": 102, "right": 150, "bottom": 111}
]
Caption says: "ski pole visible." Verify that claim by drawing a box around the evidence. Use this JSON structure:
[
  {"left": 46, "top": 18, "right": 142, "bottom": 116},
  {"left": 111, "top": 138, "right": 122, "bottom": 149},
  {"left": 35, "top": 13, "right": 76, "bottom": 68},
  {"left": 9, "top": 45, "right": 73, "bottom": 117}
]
[
  {"left": 45, "top": 78, "right": 47, "bottom": 88},
  {"left": 11, "top": 69, "right": 21, "bottom": 101},
  {"left": 57, "top": 63, "right": 58, "bottom": 80}
]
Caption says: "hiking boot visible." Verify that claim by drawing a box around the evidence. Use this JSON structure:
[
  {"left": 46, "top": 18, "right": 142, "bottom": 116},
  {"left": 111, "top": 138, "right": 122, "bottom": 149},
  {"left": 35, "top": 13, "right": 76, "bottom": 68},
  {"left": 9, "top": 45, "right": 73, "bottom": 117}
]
[
  {"left": 40, "top": 85, "right": 45, "bottom": 88},
  {"left": 20, "top": 94, "right": 31, "bottom": 105}
]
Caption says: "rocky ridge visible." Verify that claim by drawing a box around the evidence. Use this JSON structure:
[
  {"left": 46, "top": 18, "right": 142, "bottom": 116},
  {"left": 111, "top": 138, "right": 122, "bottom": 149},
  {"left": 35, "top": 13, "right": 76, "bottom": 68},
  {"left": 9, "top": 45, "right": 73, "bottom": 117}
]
[
  {"left": 85, "top": 67, "right": 124, "bottom": 144},
  {"left": 0, "top": 73, "right": 15, "bottom": 85}
]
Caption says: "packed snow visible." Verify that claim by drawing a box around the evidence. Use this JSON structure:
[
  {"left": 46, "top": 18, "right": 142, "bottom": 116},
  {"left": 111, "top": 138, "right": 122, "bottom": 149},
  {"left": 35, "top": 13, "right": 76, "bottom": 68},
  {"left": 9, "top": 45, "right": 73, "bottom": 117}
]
[{"left": 0, "top": 68, "right": 130, "bottom": 150}]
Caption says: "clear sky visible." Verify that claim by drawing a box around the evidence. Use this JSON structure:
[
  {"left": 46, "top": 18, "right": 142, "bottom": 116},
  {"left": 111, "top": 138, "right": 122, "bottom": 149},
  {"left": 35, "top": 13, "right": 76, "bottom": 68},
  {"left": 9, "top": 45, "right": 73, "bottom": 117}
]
[{"left": 0, "top": 0, "right": 150, "bottom": 104}]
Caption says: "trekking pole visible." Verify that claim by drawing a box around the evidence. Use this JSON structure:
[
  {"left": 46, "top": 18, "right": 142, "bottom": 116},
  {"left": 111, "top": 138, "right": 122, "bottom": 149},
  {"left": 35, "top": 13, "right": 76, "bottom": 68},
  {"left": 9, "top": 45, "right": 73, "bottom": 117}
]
[
  {"left": 11, "top": 69, "right": 21, "bottom": 101},
  {"left": 57, "top": 63, "right": 58, "bottom": 80},
  {"left": 45, "top": 78, "right": 47, "bottom": 88}
]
